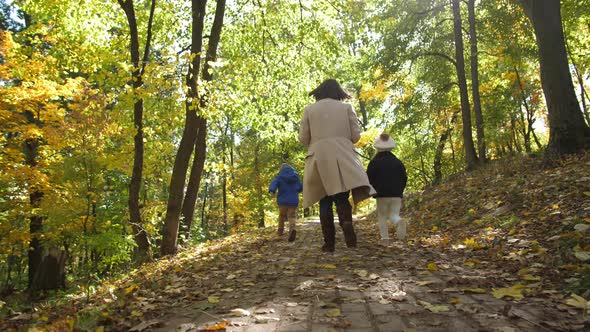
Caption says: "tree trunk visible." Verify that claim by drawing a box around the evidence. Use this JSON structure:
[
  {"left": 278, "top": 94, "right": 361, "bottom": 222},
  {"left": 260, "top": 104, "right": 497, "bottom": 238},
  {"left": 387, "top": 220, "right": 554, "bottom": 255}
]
[
  {"left": 28, "top": 191, "right": 43, "bottom": 289},
  {"left": 433, "top": 111, "right": 459, "bottom": 184},
  {"left": 565, "top": 39, "right": 590, "bottom": 126},
  {"left": 200, "top": 173, "right": 209, "bottom": 234},
  {"left": 179, "top": 0, "right": 226, "bottom": 241},
  {"left": 161, "top": 0, "right": 225, "bottom": 255},
  {"left": 118, "top": 0, "right": 156, "bottom": 262},
  {"left": 514, "top": 67, "right": 534, "bottom": 153},
  {"left": 161, "top": 0, "right": 208, "bottom": 255},
  {"left": 451, "top": 0, "right": 478, "bottom": 170},
  {"left": 519, "top": 104, "right": 532, "bottom": 153},
  {"left": 356, "top": 87, "right": 368, "bottom": 130},
  {"left": 254, "top": 142, "right": 265, "bottom": 228},
  {"left": 518, "top": 0, "right": 590, "bottom": 156},
  {"left": 180, "top": 118, "right": 207, "bottom": 240},
  {"left": 510, "top": 115, "right": 522, "bottom": 153},
  {"left": 468, "top": 0, "right": 486, "bottom": 163}
]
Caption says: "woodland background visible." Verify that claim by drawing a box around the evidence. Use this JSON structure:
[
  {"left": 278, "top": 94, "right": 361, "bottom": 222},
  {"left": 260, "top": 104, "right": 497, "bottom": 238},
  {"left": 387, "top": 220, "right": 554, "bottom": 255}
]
[{"left": 0, "top": 0, "right": 589, "bottom": 293}]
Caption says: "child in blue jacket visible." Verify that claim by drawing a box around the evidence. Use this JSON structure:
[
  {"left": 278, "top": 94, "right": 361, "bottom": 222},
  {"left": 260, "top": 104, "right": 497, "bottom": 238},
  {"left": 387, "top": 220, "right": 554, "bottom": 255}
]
[{"left": 269, "top": 163, "right": 303, "bottom": 242}]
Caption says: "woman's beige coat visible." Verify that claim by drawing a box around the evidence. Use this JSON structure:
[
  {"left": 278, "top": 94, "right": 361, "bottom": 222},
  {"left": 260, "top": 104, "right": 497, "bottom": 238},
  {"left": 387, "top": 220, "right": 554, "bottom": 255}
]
[{"left": 298, "top": 98, "right": 375, "bottom": 208}]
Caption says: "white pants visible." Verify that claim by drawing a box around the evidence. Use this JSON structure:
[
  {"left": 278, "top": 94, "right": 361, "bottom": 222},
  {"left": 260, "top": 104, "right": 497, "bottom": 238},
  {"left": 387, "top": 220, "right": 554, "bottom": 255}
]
[{"left": 376, "top": 197, "right": 406, "bottom": 240}]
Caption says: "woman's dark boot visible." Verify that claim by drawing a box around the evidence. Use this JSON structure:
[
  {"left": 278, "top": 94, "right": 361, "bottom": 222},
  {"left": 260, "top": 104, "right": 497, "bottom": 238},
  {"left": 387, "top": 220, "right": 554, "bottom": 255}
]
[
  {"left": 337, "top": 205, "right": 357, "bottom": 248},
  {"left": 320, "top": 212, "right": 335, "bottom": 252},
  {"left": 288, "top": 230, "right": 296, "bottom": 242}
]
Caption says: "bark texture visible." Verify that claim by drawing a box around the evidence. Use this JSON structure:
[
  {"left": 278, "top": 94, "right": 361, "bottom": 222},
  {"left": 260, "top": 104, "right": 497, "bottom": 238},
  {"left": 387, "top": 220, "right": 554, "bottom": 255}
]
[
  {"left": 451, "top": 0, "right": 478, "bottom": 170},
  {"left": 518, "top": 0, "right": 590, "bottom": 156}
]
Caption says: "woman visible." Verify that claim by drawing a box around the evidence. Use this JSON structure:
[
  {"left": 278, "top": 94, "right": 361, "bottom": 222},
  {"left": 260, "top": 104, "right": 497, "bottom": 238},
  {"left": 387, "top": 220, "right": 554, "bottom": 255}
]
[{"left": 298, "top": 79, "right": 375, "bottom": 252}]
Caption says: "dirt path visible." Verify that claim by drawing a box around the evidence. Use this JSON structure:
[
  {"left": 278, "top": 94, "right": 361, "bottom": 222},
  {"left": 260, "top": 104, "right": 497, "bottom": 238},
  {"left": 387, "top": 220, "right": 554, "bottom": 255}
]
[{"left": 124, "top": 217, "right": 588, "bottom": 332}]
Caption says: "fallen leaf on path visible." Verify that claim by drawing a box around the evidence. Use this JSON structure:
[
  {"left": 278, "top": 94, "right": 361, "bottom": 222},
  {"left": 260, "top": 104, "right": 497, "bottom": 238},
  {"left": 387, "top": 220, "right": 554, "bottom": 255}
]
[
  {"left": 573, "top": 251, "right": 590, "bottom": 261},
  {"left": 491, "top": 284, "right": 526, "bottom": 300},
  {"left": 325, "top": 308, "right": 342, "bottom": 317},
  {"left": 254, "top": 316, "right": 280, "bottom": 324},
  {"left": 417, "top": 281, "right": 434, "bottom": 286},
  {"left": 520, "top": 274, "right": 541, "bottom": 281},
  {"left": 417, "top": 300, "right": 450, "bottom": 313},
  {"left": 197, "top": 320, "right": 228, "bottom": 331},
  {"left": 177, "top": 323, "right": 197, "bottom": 332},
  {"left": 295, "top": 280, "right": 314, "bottom": 291},
  {"left": 461, "top": 288, "right": 486, "bottom": 294},
  {"left": 321, "top": 264, "right": 337, "bottom": 269},
  {"left": 427, "top": 263, "right": 438, "bottom": 271},
  {"left": 354, "top": 269, "right": 368, "bottom": 277},
  {"left": 207, "top": 296, "right": 220, "bottom": 304},
  {"left": 230, "top": 308, "right": 251, "bottom": 317},
  {"left": 564, "top": 294, "right": 589, "bottom": 313},
  {"left": 124, "top": 284, "right": 139, "bottom": 296}
]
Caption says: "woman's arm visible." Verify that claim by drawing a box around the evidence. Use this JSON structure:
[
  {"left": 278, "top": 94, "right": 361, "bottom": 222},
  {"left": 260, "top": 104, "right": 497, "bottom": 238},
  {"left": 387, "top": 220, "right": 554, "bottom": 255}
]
[
  {"left": 347, "top": 104, "right": 361, "bottom": 143},
  {"left": 298, "top": 108, "right": 311, "bottom": 147}
]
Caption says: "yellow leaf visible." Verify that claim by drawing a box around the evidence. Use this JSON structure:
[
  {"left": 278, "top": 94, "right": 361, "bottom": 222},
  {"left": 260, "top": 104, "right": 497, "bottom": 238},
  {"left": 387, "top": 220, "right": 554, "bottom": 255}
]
[
  {"left": 325, "top": 308, "right": 341, "bottom": 317},
  {"left": 208, "top": 296, "right": 220, "bottom": 303},
  {"left": 564, "top": 294, "right": 590, "bottom": 313},
  {"left": 321, "top": 264, "right": 337, "bottom": 269},
  {"left": 198, "top": 321, "right": 228, "bottom": 331},
  {"left": 124, "top": 284, "right": 139, "bottom": 296},
  {"left": 431, "top": 226, "right": 438, "bottom": 232},
  {"left": 418, "top": 300, "right": 450, "bottom": 313},
  {"left": 450, "top": 298, "right": 461, "bottom": 304},
  {"left": 462, "top": 288, "right": 486, "bottom": 294},
  {"left": 95, "top": 327, "right": 105, "bottom": 332},
  {"left": 520, "top": 274, "right": 541, "bottom": 281},
  {"left": 417, "top": 281, "right": 434, "bottom": 286},
  {"left": 354, "top": 269, "right": 368, "bottom": 277},
  {"left": 491, "top": 285, "right": 526, "bottom": 300},
  {"left": 427, "top": 263, "right": 438, "bottom": 271}
]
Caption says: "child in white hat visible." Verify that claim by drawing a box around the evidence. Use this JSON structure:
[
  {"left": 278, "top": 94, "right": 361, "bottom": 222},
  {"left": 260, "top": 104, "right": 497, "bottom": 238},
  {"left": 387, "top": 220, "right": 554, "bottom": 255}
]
[{"left": 366, "top": 133, "right": 408, "bottom": 245}]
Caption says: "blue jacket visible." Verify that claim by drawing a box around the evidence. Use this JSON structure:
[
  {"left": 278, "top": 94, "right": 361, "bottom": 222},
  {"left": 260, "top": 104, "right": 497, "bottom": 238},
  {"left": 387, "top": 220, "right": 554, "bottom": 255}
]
[{"left": 269, "top": 166, "right": 303, "bottom": 206}]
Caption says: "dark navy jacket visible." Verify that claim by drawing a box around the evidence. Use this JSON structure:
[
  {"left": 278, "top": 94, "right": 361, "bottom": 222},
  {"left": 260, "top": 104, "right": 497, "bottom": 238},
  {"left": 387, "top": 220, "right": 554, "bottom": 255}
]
[
  {"left": 269, "top": 166, "right": 303, "bottom": 206},
  {"left": 366, "top": 151, "right": 407, "bottom": 198}
]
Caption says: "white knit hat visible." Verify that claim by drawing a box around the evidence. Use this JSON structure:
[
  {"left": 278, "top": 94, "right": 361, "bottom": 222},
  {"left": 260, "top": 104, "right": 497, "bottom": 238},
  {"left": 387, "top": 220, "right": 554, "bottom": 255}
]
[{"left": 373, "top": 133, "right": 396, "bottom": 151}]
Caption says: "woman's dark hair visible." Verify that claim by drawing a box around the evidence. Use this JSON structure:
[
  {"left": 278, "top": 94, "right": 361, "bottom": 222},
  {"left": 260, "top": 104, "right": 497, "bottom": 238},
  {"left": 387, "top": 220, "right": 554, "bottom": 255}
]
[{"left": 309, "top": 79, "right": 351, "bottom": 101}]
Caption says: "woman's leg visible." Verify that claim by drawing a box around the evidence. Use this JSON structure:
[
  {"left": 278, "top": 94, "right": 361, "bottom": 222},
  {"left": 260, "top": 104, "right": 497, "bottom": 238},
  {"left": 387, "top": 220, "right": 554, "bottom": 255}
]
[
  {"left": 319, "top": 196, "right": 335, "bottom": 252},
  {"left": 334, "top": 191, "right": 356, "bottom": 248}
]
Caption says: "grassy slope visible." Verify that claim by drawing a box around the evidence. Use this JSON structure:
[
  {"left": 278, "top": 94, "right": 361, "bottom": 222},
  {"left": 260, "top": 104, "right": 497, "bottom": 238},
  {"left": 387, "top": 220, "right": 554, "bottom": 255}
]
[{"left": 402, "top": 152, "right": 590, "bottom": 293}]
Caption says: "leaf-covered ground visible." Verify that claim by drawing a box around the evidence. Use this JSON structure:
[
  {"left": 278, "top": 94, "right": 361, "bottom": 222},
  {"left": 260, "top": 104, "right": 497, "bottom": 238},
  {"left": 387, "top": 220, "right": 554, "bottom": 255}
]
[{"left": 3, "top": 153, "right": 590, "bottom": 331}]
